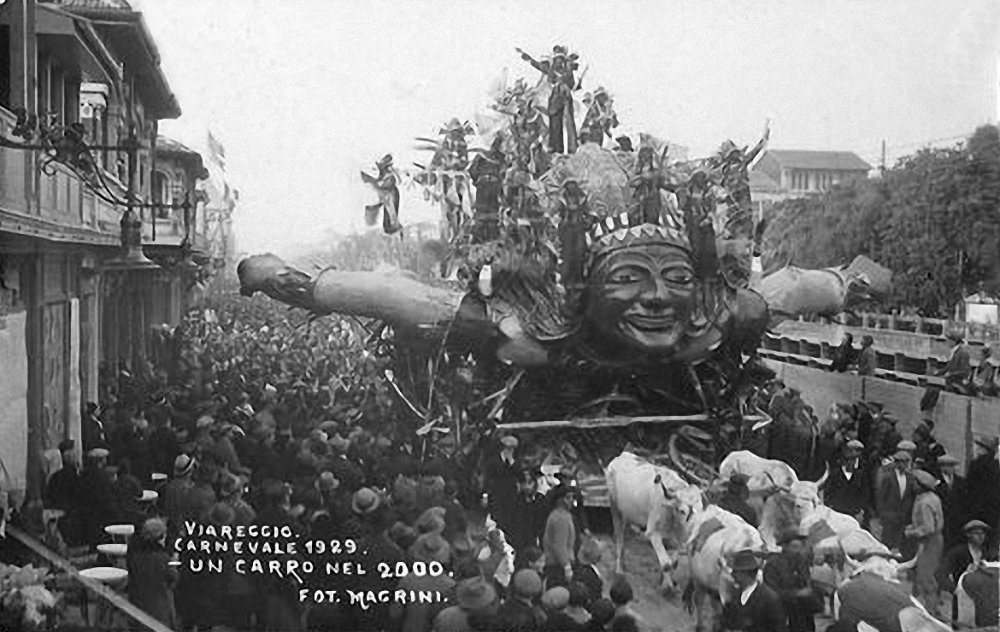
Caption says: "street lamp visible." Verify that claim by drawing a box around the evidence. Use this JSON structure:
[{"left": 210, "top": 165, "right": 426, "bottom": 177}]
[{"left": 0, "top": 108, "right": 191, "bottom": 271}]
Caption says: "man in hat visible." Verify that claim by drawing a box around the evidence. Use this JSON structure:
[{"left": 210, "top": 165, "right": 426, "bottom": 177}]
[
  {"left": 875, "top": 449, "right": 915, "bottom": 551},
  {"left": 937, "top": 332, "right": 972, "bottom": 393},
  {"left": 484, "top": 435, "right": 521, "bottom": 538},
  {"left": 722, "top": 549, "right": 788, "bottom": 632},
  {"left": 718, "top": 473, "right": 758, "bottom": 527},
  {"left": 936, "top": 520, "right": 998, "bottom": 622},
  {"left": 81, "top": 402, "right": 107, "bottom": 453},
  {"left": 965, "top": 436, "right": 1000, "bottom": 548},
  {"left": 389, "top": 533, "right": 456, "bottom": 631},
  {"left": 764, "top": 529, "right": 821, "bottom": 632},
  {"left": 935, "top": 454, "right": 966, "bottom": 547},
  {"left": 904, "top": 470, "right": 944, "bottom": 615},
  {"left": 163, "top": 454, "right": 196, "bottom": 532},
  {"left": 44, "top": 439, "right": 86, "bottom": 545},
  {"left": 856, "top": 335, "right": 876, "bottom": 376},
  {"left": 432, "top": 576, "right": 498, "bottom": 631},
  {"left": 824, "top": 440, "right": 872, "bottom": 525},
  {"left": 543, "top": 483, "right": 578, "bottom": 588},
  {"left": 912, "top": 420, "right": 945, "bottom": 475},
  {"left": 516, "top": 44, "right": 580, "bottom": 154}
]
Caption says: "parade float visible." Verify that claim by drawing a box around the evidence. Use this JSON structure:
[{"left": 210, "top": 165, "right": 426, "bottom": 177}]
[{"left": 238, "top": 46, "right": 891, "bottom": 485}]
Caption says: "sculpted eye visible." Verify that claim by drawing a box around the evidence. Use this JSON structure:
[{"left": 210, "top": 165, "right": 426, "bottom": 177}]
[
  {"left": 608, "top": 268, "right": 645, "bottom": 284},
  {"left": 663, "top": 268, "right": 694, "bottom": 285}
]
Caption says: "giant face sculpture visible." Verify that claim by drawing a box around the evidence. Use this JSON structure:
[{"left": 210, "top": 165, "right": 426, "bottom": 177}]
[{"left": 586, "top": 242, "right": 697, "bottom": 355}]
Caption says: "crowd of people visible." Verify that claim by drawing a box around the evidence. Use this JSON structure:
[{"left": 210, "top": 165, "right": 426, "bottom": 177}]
[
  {"left": 3, "top": 296, "right": 657, "bottom": 632},
  {"left": 0, "top": 291, "right": 998, "bottom": 632},
  {"left": 732, "top": 381, "right": 1000, "bottom": 629}
]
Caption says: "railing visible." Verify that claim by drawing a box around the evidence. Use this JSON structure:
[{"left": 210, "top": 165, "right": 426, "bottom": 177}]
[
  {"left": 802, "top": 311, "right": 1000, "bottom": 342},
  {"left": 6, "top": 525, "right": 174, "bottom": 632}
]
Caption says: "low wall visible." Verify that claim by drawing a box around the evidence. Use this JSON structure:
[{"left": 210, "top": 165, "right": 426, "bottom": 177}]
[
  {"left": 775, "top": 321, "right": 998, "bottom": 361},
  {"left": 764, "top": 360, "right": 1000, "bottom": 474}
]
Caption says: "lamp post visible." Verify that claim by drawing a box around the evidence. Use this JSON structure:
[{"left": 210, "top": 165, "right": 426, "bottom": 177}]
[{"left": 0, "top": 110, "right": 199, "bottom": 271}]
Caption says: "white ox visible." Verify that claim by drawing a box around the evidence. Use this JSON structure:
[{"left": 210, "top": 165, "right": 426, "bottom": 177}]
[
  {"left": 605, "top": 451, "right": 704, "bottom": 593},
  {"left": 684, "top": 505, "right": 766, "bottom": 632},
  {"left": 719, "top": 451, "right": 828, "bottom": 549}
]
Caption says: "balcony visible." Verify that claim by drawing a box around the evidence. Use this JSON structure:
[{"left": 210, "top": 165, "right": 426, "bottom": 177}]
[{"left": 0, "top": 106, "right": 123, "bottom": 246}]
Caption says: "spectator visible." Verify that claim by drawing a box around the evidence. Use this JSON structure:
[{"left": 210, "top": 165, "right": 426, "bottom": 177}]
[
  {"left": 432, "top": 576, "right": 498, "bottom": 632},
  {"left": 763, "top": 529, "right": 821, "bottom": 632},
  {"left": 830, "top": 333, "right": 856, "bottom": 373},
  {"left": 824, "top": 440, "right": 871, "bottom": 525},
  {"left": 391, "top": 533, "right": 456, "bottom": 632},
  {"left": 543, "top": 485, "right": 578, "bottom": 588},
  {"left": 937, "top": 520, "right": 997, "bottom": 601},
  {"left": 935, "top": 455, "right": 966, "bottom": 547},
  {"left": 163, "top": 454, "right": 196, "bottom": 532},
  {"left": 587, "top": 598, "right": 616, "bottom": 632},
  {"left": 856, "top": 336, "right": 876, "bottom": 376},
  {"left": 717, "top": 474, "right": 758, "bottom": 527},
  {"left": 904, "top": 470, "right": 944, "bottom": 616},
  {"left": 541, "top": 586, "right": 581, "bottom": 631},
  {"left": 43, "top": 440, "right": 84, "bottom": 545},
  {"left": 484, "top": 436, "right": 521, "bottom": 539},
  {"left": 721, "top": 550, "right": 787, "bottom": 632},
  {"left": 911, "top": 420, "right": 945, "bottom": 475},
  {"left": 81, "top": 402, "right": 108, "bottom": 452},
  {"left": 572, "top": 538, "right": 604, "bottom": 601},
  {"left": 126, "top": 518, "right": 178, "bottom": 628},
  {"left": 565, "top": 581, "right": 594, "bottom": 627},
  {"left": 497, "top": 569, "right": 545, "bottom": 631},
  {"left": 965, "top": 437, "right": 1000, "bottom": 548},
  {"left": 874, "top": 448, "right": 915, "bottom": 551},
  {"left": 938, "top": 332, "right": 973, "bottom": 394}
]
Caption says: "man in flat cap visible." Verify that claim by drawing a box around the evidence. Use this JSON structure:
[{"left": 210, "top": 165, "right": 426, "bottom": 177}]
[
  {"left": 718, "top": 473, "right": 758, "bottom": 527},
  {"left": 825, "top": 440, "right": 872, "bottom": 525},
  {"left": 937, "top": 519, "right": 998, "bottom": 624},
  {"left": 875, "top": 449, "right": 915, "bottom": 551},
  {"left": 484, "top": 435, "right": 521, "bottom": 539},
  {"left": 965, "top": 437, "right": 1000, "bottom": 549}
]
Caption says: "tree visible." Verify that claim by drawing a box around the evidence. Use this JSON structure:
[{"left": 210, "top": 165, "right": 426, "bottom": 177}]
[{"left": 760, "top": 125, "right": 1000, "bottom": 317}]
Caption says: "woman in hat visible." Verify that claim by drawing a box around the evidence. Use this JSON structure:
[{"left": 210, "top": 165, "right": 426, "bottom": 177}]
[
  {"left": 904, "top": 470, "right": 944, "bottom": 616},
  {"left": 721, "top": 549, "right": 788, "bottom": 632},
  {"left": 126, "top": 518, "right": 178, "bottom": 627}
]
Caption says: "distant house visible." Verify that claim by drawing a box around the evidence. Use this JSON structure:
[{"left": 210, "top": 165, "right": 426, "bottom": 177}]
[{"left": 751, "top": 150, "right": 873, "bottom": 207}]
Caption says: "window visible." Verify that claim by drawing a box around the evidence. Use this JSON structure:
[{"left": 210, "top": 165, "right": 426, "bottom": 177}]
[{"left": 152, "top": 171, "right": 171, "bottom": 219}]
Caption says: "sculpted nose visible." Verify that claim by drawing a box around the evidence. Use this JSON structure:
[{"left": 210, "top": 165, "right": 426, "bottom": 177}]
[{"left": 639, "top": 276, "right": 671, "bottom": 309}]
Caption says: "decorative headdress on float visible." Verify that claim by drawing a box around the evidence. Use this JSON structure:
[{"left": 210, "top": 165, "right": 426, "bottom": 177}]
[{"left": 584, "top": 211, "right": 689, "bottom": 273}]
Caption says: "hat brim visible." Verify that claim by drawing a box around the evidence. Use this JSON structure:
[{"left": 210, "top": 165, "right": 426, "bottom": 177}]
[
  {"left": 458, "top": 586, "right": 497, "bottom": 610},
  {"left": 352, "top": 496, "right": 382, "bottom": 515}
]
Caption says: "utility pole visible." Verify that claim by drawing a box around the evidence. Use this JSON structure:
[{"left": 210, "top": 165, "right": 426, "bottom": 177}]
[{"left": 880, "top": 139, "right": 886, "bottom": 175}]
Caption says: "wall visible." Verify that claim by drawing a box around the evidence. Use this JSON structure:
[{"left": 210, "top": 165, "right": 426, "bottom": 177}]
[
  {"left": 764, "top": 360, "right": 1000, "bottom": 473},
  {"left": 0, "top": 310, "right": 29, "bottom": 497}
]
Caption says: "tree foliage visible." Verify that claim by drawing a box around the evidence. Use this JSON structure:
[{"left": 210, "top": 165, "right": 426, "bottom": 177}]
[{"left": 761, "top": 125, "right": 1000, "bottom": 317}]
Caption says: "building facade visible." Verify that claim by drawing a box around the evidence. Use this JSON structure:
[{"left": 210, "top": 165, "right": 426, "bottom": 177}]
[
  {"left": 750, "top": 149, "right": 873, "bottom": 215},
  {"left": 0, "top": 0, "right": 210, "bottom": 500}
]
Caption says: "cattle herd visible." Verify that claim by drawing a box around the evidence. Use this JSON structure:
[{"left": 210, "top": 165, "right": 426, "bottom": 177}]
[{"left": 602, "top": 449, "right": 978, "bottom": 632}]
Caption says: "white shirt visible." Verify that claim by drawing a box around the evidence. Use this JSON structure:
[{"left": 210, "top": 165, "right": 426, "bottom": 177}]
[
  {"left": 740, "top": 580, "right": 761, "bottom": 605},
  {"left": 895, "top": 470, "right": 908, "bottom": 496},
  {"left": 842, "top": 462, "right": 857, "bottom": 481}
]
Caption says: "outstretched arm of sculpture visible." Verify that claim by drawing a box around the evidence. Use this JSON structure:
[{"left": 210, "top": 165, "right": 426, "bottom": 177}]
[{"left": 238, "top": 254, "right": 464, "bottom": 337}]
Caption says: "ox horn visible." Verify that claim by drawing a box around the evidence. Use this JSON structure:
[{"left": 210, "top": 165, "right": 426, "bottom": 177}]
[
  {"left": 814, "top": 464, "right": 829, "bottom": 489},
  {"left": 896, "top": 554, "right": 918, "bottom": 571}
]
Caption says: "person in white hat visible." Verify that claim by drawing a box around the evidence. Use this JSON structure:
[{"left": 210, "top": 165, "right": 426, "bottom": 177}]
[{"left": 875, "top": 448, "right": 916, "bottom": 551}]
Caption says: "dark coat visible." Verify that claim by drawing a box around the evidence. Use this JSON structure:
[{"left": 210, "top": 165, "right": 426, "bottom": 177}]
[
  {"left": 824, "top": 462, "right": 872, "bottom": 520},
  {"left": 764, "top": 552, "right": 821, "bottom": 632},
  {"left": 484, "top": 454, "right": 520, "bottom": 532},
  {"left": 935, "top": 543, "right": 1000, "bottom": 593},
  {"left": 965, "top": 454, "right": 1000, "bottom": 536},
  {"left": 721, "top": 582, "right": 788, "bottom": 632},
  {"left": 126, "top": 539, "right": 178, "bottom": 627},
  {"left": 44, "top": 466, "right": 81, "bottom": 511},
  {"left": 497, "top": 596, "right": 544, "bottom": 632},
  {"left": 936, "top": 474, "right": 966, "bottom": 547},
  {"left": 875, "top": 469, "right": 915, "bottom": 548},
  {"left": 571, "top": 563, "right": 603, "bottom": 600}
]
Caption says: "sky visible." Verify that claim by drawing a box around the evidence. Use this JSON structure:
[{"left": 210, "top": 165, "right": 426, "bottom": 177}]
[{"left": 132, "top": 0, "right": 1000, "bottom": 257}]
